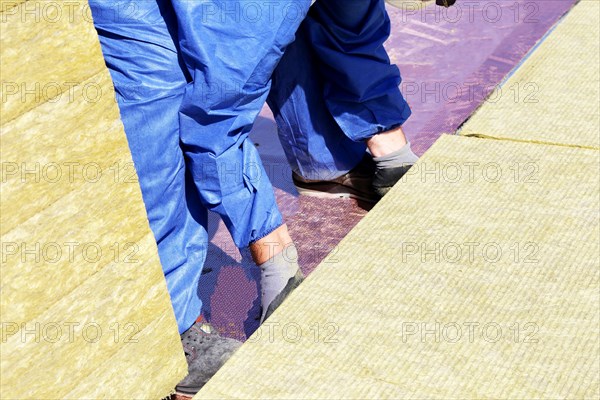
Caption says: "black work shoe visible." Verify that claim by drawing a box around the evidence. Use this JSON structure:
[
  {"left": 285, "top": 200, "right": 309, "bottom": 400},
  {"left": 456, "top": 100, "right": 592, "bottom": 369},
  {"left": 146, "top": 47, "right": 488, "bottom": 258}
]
[
  {"left": 292, "top": 155, "right": 378, "bottom": 203},
  {"left": 372, "top": 164, "right": 414, "bottom": 198},
  {"left": 260, "top": 269, "right": 305, "bottom": 324},
  {"left": 175, "top": 322, "right": 242, "bottom": 396}
]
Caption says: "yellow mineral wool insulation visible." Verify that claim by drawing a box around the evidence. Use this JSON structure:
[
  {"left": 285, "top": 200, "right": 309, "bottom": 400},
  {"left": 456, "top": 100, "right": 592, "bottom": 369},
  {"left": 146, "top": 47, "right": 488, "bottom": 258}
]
[
  {"left": 0, "top": 0, "right": 105, "bottom": 123},
  {"left": 1, "top": 1, "right": 187, "bottom": 398},
  {"left": 460, "top": 1, "right": 600, "bottom": 150},
  {"left": 196, "top": 134, "right": 600, "bottom": 399}
]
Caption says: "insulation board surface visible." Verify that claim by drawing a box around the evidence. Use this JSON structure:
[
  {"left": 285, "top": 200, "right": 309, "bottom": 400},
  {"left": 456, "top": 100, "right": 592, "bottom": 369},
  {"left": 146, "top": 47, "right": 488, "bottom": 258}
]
[
  {"left": 459, "top": 0, "right": 600, "bottom": 149},
  {"left": 0, "top": 1, "right": 187, "bottom": 398},
  {"left": 196, "top": 134, "right": 600, "bottom": 399}
]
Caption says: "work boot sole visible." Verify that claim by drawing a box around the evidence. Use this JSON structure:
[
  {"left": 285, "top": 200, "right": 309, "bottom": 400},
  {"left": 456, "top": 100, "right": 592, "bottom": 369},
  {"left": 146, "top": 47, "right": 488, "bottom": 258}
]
[{"left": 176, "top": 323, "right": 242, "bottom": 396}]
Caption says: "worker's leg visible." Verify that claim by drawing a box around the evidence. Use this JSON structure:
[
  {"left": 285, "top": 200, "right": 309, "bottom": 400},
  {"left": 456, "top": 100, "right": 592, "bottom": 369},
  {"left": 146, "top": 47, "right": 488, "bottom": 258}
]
[
  {"left": 170, "top": 1, "right": 310, "bottom": 321},
  {"left": 171, "top": 0, "right": 311, "bottom": 248},
  {"left": 270, "top": 0, "right": 416, "bottom": 198},
  {"left": 309, "top": 0, "right": 419, "bottom": 197},
  {"left": 307, "top": 0, "right": 412, "bottom": 142},
  {"left": 268, "top": 22, "right": 367, "bottom": 182},
  {"left": 90, "top": 0, "right": 207, "bottom": 334}
]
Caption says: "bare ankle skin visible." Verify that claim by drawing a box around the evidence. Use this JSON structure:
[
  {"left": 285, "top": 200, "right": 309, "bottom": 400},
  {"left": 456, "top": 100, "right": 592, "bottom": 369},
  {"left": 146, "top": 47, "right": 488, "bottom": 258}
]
[
  {"left": 249, "top": 224, "right": 294, "bottom": 265},
  {"left": 366, "top": 126, "right": 408, "bottom": 158}
]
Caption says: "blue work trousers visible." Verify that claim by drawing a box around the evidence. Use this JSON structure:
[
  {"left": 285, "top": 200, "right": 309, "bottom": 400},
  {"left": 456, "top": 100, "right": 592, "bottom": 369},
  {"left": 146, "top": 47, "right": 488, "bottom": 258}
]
[{"left": 90, "top": 0, "right": 409, "bottom": 333}]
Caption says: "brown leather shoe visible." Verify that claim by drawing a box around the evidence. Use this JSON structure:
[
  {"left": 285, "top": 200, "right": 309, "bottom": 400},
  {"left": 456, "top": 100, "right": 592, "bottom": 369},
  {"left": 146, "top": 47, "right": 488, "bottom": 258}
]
[{"left": 292, "top": 155, "right": 378, "bottom": 203}]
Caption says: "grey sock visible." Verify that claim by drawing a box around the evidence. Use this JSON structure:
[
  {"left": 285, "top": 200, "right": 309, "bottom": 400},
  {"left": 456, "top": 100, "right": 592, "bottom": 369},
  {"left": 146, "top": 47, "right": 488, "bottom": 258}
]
[
  {"left": 372, "top": 142, "right": 419, "bottom": 169},
  {"left": 259, "top": 245, "right": 299, "bottom": 322}
]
